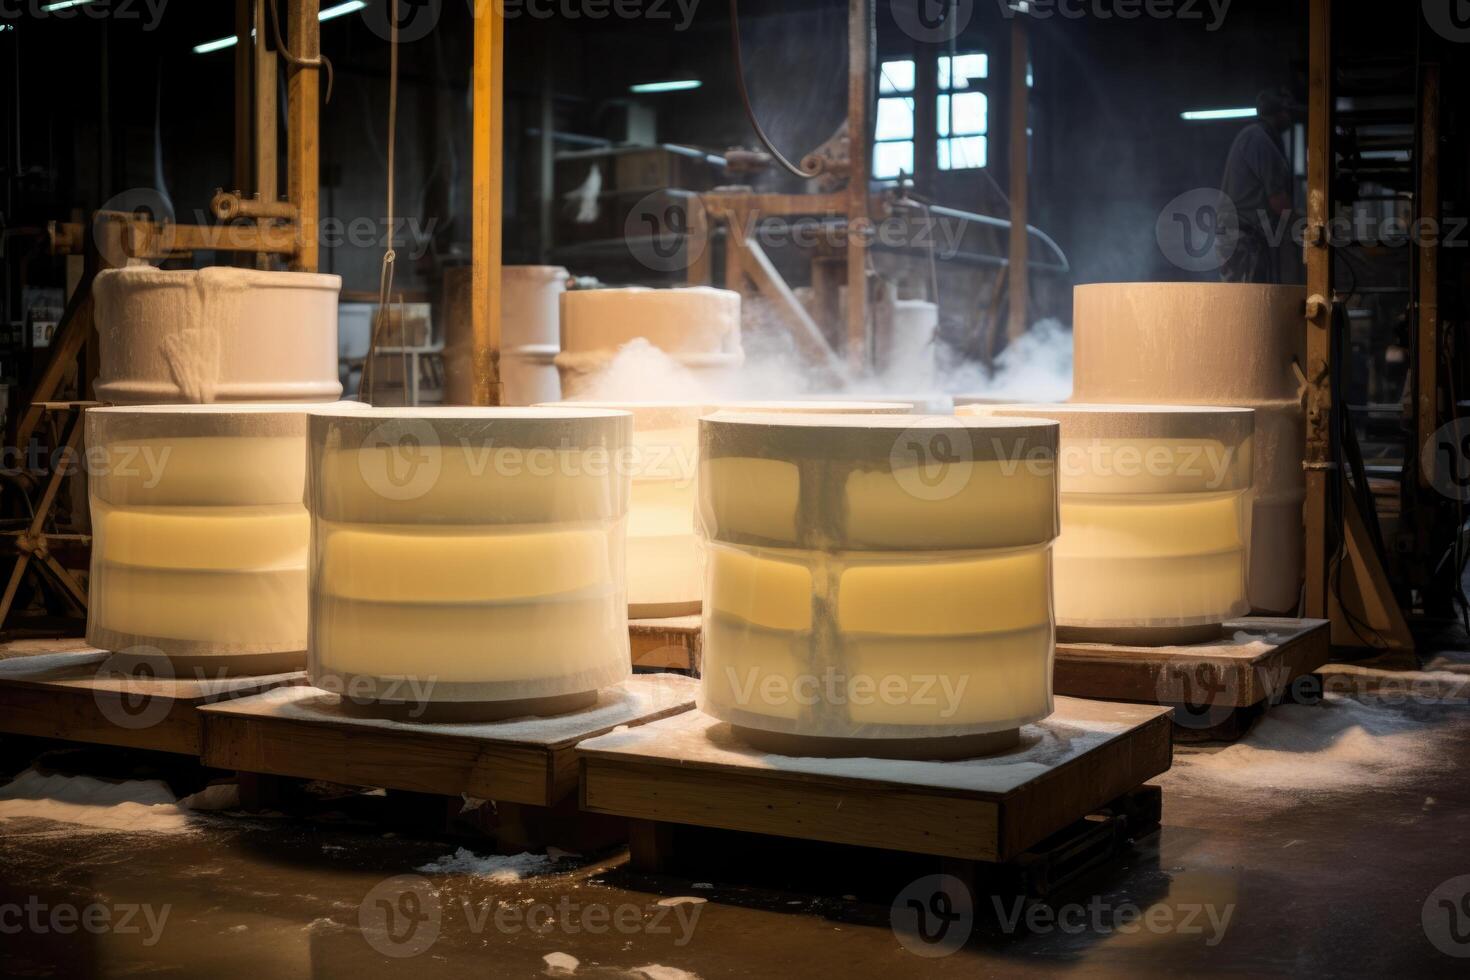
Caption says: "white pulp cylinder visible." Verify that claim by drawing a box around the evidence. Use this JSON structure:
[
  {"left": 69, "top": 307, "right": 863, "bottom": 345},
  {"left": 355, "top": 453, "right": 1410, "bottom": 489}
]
[
  {"left": 541, "top": 400, "right": 915, "bottom": 620},
  {"left": 94, "top": 266, "right": 342, "bottom": 404},
  {"left": 1070, "top": 282, "right": 1304, "bottom": 614},
  {"left": 306, "top": 406, "right": 632, "bottom": 709},
  {"left": 555, "top": 286, "right": 744, "bottom": 398},
  {"left": 444, "top": 265, "right": 568, "bottom": 405},
  {"left": 697, "top": 413, "right": 1059, "bottom": 745},
  {"left": 85, "top": 404, "right": 331, "bottom": 672},
  {"left": 961, "top": 403, "right": 1254, "bottom": 641}
]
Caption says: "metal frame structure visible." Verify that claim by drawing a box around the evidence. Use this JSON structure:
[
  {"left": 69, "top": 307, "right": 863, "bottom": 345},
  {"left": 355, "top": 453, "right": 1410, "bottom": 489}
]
[{"left": 1, "top": 0, "right": 324, "bottom": 631}]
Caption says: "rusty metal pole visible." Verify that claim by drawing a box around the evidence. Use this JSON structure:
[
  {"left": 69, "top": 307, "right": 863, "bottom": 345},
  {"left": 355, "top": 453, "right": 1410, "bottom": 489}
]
[
  {"left": 471, "top": 0, "right": 505, "bottom": 406},
  {"left": 286, "top": 0, "right": 320, "bottom": 272},
  {"left": 1302, "top": 0, "right": 1333, "bottom": 620},
  {"left": 1006, "top": 15, "right": 1030, "bottom": 343},
  {"left": 845, "top": 0, "right": 873, "bottom": 373}
]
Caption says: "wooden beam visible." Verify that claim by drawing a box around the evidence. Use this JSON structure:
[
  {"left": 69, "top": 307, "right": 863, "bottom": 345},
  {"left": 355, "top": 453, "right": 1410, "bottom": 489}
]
[
  {"left": 1006, "top": 15, "right": 1030, "bottom": 343},
  {"left": 471, "top": 0, "right": 505, "bottom": 406},
  {"left": 254, "top": 0, "right": 279, "bottom": 214},
  {"left": 1302, "top": 0, "right": 1333, "bottom": 619},
  {"left": 233, "top": 0, "right": 253, "bottom": 195},
  {"left": 734, "top": 234, "right": 846, "bottom": 379},
  {"left": 286, "top": 0, "right": 319, "bottom": 272},
  {"left": 1416, "top": 61, "right": 1440, "bottom": 486},
  {"left": 844, "top": 0, "right": 873, "bottom": 372}
]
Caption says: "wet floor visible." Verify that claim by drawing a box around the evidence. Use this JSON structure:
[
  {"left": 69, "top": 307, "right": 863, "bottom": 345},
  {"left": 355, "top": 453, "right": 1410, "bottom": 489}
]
[{"left": 2, "top": 667, "right": 1470, "bottom": 978}]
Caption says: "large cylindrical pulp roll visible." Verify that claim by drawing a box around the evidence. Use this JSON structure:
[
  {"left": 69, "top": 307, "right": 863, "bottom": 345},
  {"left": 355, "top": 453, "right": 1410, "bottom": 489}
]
[
  {"left": 1070, "top": 282, "right": 1305, "bottom": 614},
  {"left": 306, "top": 406, "right": 632, "bottom": 718},
  {"left": 85, "top": 403, "right": 340, "bottom": 673},
  {"left": 961, "top": 403, "right": 1254, "bottom": 644},
  {"left": 697, "top": 413, "right": 1059, "bottom": 758},
  {"left": 93, "top": 266, "right": 343, "bottom": 404},
  {"left": 554, "top": 287, "right": 744, "bottom": 398},
  {"left": 539, "top": 400, "right": 915, "bottom": 620}
]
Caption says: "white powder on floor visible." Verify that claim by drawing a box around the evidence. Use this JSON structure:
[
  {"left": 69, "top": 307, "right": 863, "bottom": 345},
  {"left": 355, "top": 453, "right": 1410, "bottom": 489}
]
[
  {"left": 416, "top": 847, "right": 555, "bottom": 881},
  {"left": 629, "top": 966, "right": 703, "bottom": 980},
  {"left": 543, "top": 951, "right": 579, "bottom": 975},
  {"left": 1164, "top": 692, "right": 1456, "bottom": 796},
  {"left": 0, "top": 769, "right": 194, "bottom": 834}
]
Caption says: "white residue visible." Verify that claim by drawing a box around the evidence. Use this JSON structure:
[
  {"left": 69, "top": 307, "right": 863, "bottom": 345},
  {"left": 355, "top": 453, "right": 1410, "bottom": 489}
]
[
  {"left": 0, "top": 769, "right": 193, "bottom": 834},
  {"left": 543, "top": 951, "right": 580, "bottom": 975},
  {"left": 416, "top": 848, "right": 554, "bottom": 881},
  {"left": 629, "top": 966, "right": 703, "bottom": 980},
  {"left": 1164, "top": 693, "right": 1452, "bottom": 796}
]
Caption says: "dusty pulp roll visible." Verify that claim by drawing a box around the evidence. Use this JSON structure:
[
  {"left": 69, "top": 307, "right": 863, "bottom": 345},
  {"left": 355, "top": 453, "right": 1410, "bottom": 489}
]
[
  {"left": 306, "top": 406, "right": 632, "bottom": 719},
  {"left": 961, "top": 403, "right": 1254, "bottom": 644},
  {"left": 1070, "top": 282, "right": 1304, "bottom": 614},
  {"left": 555, "top": 286, "right": 744, "bottom": 398},
  {"left": 93, "top": 266, "right": 342, "bottom": 404},
  {"left": 697, "top": 413, "right": 1059, "bottom": 758},
  {"left": 85, "top": 403, "right": 329, "bottom": 673},
  {"left": 443, "top": 265, "right": 568, "bottom": 405}
]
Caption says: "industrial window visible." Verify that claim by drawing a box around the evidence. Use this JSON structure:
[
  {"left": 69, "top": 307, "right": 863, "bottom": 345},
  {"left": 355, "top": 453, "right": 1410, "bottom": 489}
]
[{"left": 874, "top": 53, "right": 990, "bottom": 179}]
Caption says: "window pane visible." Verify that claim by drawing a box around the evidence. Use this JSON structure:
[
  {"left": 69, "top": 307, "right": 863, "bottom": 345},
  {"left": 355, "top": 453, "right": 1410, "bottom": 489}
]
[
  {"left": 879, "top": 59, "right": 915, "bottom": 94},
  {"left": 939, "top": 53, "right": 988, "bottom": 89},
  {"left": 873, "top": 141, "right": 915, "bottom": 179},
  {"left": 939, "top": 136, "right": 987, "bottom": 171},
  {"left": 938, "top": 92, "right": 988, "bottom": 136},
  {"left": 876, "top": 97, "right": 914, "bottom": 140}
]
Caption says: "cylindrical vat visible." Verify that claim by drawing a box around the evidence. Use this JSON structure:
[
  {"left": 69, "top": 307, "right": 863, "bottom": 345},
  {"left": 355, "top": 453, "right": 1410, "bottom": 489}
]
[
  {"left": 443, "top": 265, "right": 568, "bottom": 404},
  {"left": 85, "top": 404, "right": 327, "bottom": 674},
  {"left": 697, "top": 413, "right": 1059, "bottom": 758},
  {"left": 541, "top": 400, "right": 915, "bottom": 620},
  {"left": 306, "top": 406, "right": 632, "bottom": 719},
  {"left": 961, "top": 403, "right": 1254, "bottom": 644},
  {"left": 1070, "top": 282, "right": 1304, "bottom": 614},
  {"left": 93, "top": 266, "right": 342, "bottom": 404},
  {"left": 554, "top": 286, "right": 744, "bottom": 399}
]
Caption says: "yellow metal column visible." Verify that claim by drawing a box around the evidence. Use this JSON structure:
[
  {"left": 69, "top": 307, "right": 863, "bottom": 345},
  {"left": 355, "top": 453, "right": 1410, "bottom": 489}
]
[{"left": 471, "top": 0, "right": 505, "bottom": 406}]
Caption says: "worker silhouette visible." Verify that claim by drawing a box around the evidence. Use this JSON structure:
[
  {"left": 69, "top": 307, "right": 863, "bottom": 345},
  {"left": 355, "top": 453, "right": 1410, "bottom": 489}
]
[{"left": 1216, "top": 89, "right": 1296, "bottom": 283}]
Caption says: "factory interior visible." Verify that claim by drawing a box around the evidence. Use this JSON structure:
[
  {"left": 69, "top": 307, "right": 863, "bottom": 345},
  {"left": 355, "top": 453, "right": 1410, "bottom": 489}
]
[{"left": 3, "top": 0, "right": 1470, "bottom": 975}]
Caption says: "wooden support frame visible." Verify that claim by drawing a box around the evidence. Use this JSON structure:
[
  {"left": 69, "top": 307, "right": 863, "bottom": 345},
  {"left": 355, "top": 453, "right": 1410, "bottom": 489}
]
[
  {"left": 844, "top": 0, "right": 873, "bottom": 371},
  {"left": 1005, "top": 14, "right": 1030, "bottom": 343},
  {"left": 199, "top": 675, "right": 698, "bottom": 807},
  {"left": 579, "top": 697, "right": 1173, "bottom": 865},
  {"left": 470, "top": 0, "right": 505, "bottom": 406},
  {"left": 0, "top": 645, "right": 303, "bottom": 756},
  {"left": 285, "top": 0, "right": 320, "bottom": 272}
]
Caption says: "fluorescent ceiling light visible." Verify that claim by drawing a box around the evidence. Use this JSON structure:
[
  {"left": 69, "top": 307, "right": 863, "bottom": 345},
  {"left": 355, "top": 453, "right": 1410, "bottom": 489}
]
[
  {"left": 630, "top": 79, "right": 702, "bottom": 93},
  {"left": 195, "top": 1, "right": 365, "bottom": 55},
  {"left": 42, "top": 0, "right": 99, "bottom": 10},
  {"left": 319, "top": 1, "right": 367, "bottom": 20},
  {"left": 193, "top": 34, "right": 240, "bottom": 54},
  {"left": 1181, "top": 107, "right": 1256, "bottom": 121}
]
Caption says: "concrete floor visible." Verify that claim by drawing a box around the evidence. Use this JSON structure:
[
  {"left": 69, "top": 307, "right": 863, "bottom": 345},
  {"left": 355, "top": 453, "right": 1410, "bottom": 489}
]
[{"left": 2, "top": 654, "right": 1469, "bottom": 978}]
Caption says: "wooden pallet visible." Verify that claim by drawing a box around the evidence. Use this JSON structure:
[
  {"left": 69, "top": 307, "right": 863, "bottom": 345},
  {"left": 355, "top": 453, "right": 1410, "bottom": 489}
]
[
  {"left": 0, "top": 643, "right": 305, "bottom": 755},
  {"left": 630, "top": 615, "right": 702, "bottom": 671},
  {"left": 578, "top": 697, "right": 1172, "bottom": 869},
  {"left": 199, "top": 673, "right": 698, "bottom": 808},
  {"left": 1054, "top": 617, "right": 1331, "bottom": 738}
]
